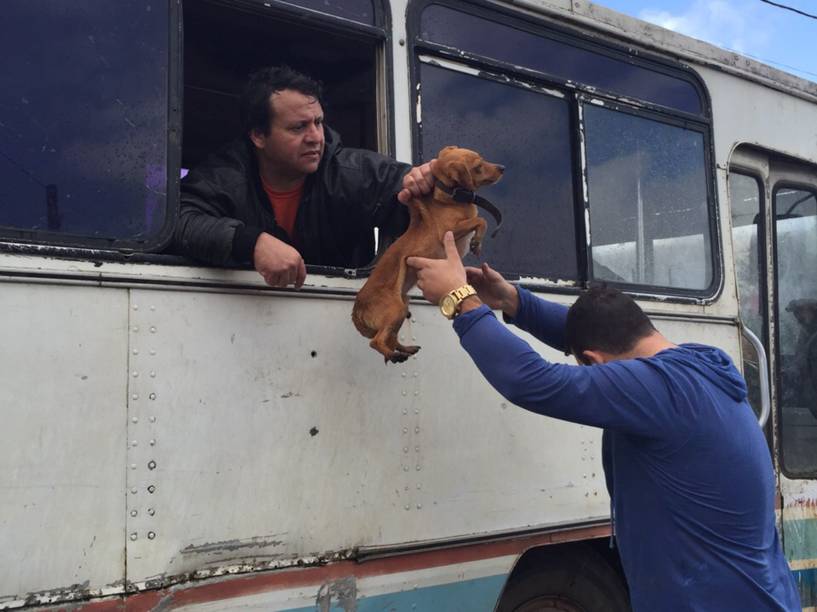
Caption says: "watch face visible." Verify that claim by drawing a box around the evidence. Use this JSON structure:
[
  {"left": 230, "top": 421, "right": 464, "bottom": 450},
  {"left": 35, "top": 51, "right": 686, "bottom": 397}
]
[{"left": 440, "top": 295, "right": 456, "bottom": 318}]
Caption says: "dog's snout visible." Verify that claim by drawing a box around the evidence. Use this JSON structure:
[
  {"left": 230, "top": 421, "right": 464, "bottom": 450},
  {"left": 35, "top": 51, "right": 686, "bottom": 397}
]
[{"left": 495, "top": 164, "right": 505, "bottom": 174}]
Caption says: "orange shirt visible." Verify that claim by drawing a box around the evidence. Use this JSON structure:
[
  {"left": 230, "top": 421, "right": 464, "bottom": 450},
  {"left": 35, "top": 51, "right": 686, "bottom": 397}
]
[{"left": 261, "top": 178, "right": 303, "bottom": 242}]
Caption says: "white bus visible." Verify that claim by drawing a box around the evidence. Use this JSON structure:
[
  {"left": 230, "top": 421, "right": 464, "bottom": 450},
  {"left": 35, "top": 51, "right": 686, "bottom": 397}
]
[{"left": 1, "top": 0, "right": 816, "bottom": 610}]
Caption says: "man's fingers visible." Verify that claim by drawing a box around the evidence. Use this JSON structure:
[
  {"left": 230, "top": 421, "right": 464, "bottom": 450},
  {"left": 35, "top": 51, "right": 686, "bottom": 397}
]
[
  {"left": 295, "top": 260, "right": 307, "bottom": 288},
  {"left": 406, "top": 255, "right": 433, "bottom": 269},
  {"left": 443, "top": 231, "right": 459, "bottom": 261}
]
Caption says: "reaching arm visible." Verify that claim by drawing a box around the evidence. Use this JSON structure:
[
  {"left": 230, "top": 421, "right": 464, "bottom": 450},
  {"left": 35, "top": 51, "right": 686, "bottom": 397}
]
[{"left": 453, "top": 306, "right": 677, "bottom": 437}]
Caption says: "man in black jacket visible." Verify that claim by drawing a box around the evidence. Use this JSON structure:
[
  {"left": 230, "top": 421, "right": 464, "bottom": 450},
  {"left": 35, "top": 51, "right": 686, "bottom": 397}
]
[{"left": 174, "top": 66, "right": 434, "bottom": 287}]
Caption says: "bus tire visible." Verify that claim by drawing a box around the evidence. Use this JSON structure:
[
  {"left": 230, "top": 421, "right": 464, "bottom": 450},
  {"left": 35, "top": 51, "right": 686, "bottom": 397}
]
[{"left": 496, "top": 544, "right": 630, "bottom": 612}]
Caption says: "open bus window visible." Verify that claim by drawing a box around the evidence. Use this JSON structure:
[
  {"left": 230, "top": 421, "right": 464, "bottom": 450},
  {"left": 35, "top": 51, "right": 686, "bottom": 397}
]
[
  {"left": 584, "top": 104, "right": 713, "bottom": 292},
  {"left": 182, "top": 1, "right": 379, "bottom": 173},
  {"left": 0, "top": 1, "right": 170, "bottom": 248},
  {"left": 774, "top": 186, "right": 817, "bottom": 475},
  {"left": 418, "top": 61, "right": 579, "bottom": 282}
]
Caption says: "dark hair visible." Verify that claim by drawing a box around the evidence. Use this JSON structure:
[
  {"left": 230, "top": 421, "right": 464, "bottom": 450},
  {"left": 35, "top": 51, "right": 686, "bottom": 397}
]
[
  {"left": 240, "top": 65, "right": 324, "bottom": 136},
  {"left": 565, "top": 285, "right": 655, "bottom": 359}
]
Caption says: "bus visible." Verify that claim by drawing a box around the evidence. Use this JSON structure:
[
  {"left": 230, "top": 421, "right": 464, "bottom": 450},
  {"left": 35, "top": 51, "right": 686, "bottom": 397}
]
[{"left": 1, "top": 0, "right": 816, "bottom": 609}]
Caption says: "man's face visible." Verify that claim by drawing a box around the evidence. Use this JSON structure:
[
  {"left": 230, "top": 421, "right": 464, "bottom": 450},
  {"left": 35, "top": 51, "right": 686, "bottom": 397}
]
[{"left": 251, "top": 89, "right": 325, "bottom": 180}]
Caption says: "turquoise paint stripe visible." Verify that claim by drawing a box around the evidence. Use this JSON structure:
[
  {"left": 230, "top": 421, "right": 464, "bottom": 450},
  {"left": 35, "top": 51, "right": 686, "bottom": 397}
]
[
  {"left": 793, "top": 567, "right": 817, "bottom": 608},
  {"left": 784, "top": 517, "right": 817, "bottom": 562},
  {"left": 280, "top": 574, "right": 507, "bottom": 612}
]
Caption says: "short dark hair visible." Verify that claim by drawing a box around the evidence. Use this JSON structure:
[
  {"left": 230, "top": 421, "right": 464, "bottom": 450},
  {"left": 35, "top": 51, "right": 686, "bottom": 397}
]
[
  {"left": 565, "top": 285, "right": 655, "bottom": 359},
  {"left": 240, "top": 65, "right": 324, "bottom": 136}
]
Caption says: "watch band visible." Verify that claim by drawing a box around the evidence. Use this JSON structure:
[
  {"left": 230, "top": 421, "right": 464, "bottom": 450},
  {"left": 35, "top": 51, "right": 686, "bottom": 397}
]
[{"left": 440, "top": 284, "right": 477, "bottom": 319}]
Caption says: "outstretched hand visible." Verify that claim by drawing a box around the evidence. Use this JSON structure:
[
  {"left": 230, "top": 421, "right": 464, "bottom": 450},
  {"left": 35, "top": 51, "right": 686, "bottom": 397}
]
[
  {"left": 406, "top": 231, "right": 467, "bottom": 304},
  {"left": 466, "top": 262, "right": 519, "bottom": 317}
]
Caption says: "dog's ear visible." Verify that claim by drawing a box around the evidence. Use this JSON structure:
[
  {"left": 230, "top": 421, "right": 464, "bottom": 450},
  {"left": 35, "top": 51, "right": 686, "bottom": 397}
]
[{"left": 448, "top": 161, "right": 475, "bottom": 191}]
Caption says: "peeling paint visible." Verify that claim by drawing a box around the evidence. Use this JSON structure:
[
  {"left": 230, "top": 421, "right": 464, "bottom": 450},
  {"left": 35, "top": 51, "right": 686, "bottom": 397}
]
[
  {"left": 317, "top": 577, "right": 357, "bottom": 612},
  {"left": 180, "top": 535, "right": 285, "bottom": 556}
]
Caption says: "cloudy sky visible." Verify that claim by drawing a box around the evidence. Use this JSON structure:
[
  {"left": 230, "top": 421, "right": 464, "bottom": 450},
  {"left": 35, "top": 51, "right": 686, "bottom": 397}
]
[{"left": 595, "top": 0, "right": 817, "bottom": 83}]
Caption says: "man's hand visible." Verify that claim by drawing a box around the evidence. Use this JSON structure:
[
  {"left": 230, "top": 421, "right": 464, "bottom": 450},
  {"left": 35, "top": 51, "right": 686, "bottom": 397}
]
[
  {"left": 406, "top": 231, "right": 468, "bottom": 304},
  {"left": 398, "top": 160, "right": 436, "bottom": 204},
  {"left": 253, "top": 232, "right": 306, "bottom": 288},
  {"left": 466, "top": 263, "right": 519, "bottom": 317}
]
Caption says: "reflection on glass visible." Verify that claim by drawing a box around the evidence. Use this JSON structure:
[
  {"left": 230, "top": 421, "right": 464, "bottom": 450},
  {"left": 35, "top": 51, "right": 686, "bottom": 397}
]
[
  {"left": 729, "top": 172, "right": 764, "bottom": 418},
  {"left": 420, "top": 5, "right": 702, "bottom": 116},
  {"left": 584, "top": 104, "right": 712, "bottom": 290},
  {"left": 0, "top": 2, "right": 169, "bottom": 242},
  {"left": 775, "top": 187, "right": 817, "bottom": 475},
  {"left": 419, "top": 62, "right": 578, "bottom": 280},
  {"left": 284, "top": 0, "right": 374, "bottom": 24}
]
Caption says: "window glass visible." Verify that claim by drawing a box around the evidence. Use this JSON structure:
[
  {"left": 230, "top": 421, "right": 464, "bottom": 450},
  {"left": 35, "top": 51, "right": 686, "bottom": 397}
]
[
  {"left": 283, "top": 0, "right": 375, "bottom": 24},
  {"left": 420, "top": 4, "right": 702, "bottom": 116},
  {"left": 0, "top": 1, "right": 169, "bottom": 244},
  {"left": 775, "top": 187, "right": 817, "bottom": 475},
  {"left": 419, "top": 62, "right": 578, "bottom": 280},
  {"left": 729, "top": 172, "right": 764, "bottom": 418},
  {"left": 584, "top": 104, "right": 712, "bottom": 291}
]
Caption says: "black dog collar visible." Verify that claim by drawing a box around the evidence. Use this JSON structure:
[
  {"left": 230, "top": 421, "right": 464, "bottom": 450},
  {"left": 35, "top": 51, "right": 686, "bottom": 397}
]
[{"left": 434, "top": 180, "right": 503, "bottom": 237}]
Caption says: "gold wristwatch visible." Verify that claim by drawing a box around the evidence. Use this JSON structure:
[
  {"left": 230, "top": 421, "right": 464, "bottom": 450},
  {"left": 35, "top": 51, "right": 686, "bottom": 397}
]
[{"left": 439, "top": 284, "right": 477, "bottom": 319}]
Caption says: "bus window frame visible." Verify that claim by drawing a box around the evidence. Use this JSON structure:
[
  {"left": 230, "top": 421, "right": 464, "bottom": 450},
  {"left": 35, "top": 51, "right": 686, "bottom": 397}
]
[
  {"left": 772, "top": 179, "right": 817, "bottom": 479},
  {"left": 0, "top": 0, "right": 183, "bottom": 256},
  {"left": 407, "top": 0, "right": 721, "bottom": 302}
]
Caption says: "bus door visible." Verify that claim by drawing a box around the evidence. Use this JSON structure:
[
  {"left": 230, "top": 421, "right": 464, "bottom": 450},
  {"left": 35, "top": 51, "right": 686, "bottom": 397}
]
[{"left": 729, "top": 146, "right": 817, "bottom": 607}]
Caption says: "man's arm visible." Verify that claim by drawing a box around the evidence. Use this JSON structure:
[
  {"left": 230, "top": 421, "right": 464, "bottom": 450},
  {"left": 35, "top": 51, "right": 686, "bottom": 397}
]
[
  {"left": 454, "top": 307, "right": 676, "bottom": 437},
  {"left": 175, "top": 174, "right": 245, "bottom": 265}
]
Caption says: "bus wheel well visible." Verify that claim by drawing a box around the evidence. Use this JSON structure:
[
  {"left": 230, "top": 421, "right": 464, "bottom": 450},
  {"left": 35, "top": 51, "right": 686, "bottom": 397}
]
[{"left": 496, "top": 538, "right": 630, "bottom": 612}]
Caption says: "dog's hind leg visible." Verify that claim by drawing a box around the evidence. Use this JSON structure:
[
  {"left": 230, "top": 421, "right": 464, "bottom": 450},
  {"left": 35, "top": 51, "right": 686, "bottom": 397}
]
[{"left": 452, "top": 217, "right": 488, "bottom": 256}]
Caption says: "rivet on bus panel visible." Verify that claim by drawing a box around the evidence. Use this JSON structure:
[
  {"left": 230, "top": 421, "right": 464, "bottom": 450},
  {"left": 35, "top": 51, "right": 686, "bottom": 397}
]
[
  {"left": 130, "top": 510, "right": 137, "bottom": 517},
  {"left": 147, "top": 508, "right": 155, "bottom": 516},
  {"left": 130, "top": 464, "right": 137, "bottom": 470},
  {"left": 130, "top": 533, "right": 137, "bottom": 541},
  {"left": 131, "top": 440, "right": 138, "bottom": 447},
  {"left": 132, "top": 326, "right": 139, "bottom": 333},
  {"left": 132, "top": 394, "right": 139, "bottom": 400},
  {"left": 149, "top": 416, "right": 156, "bottom": 423},
  {"left": 404, "top": 505, "right": 410, "bottom": 511},
  {"left": 150, "top": 326, "right": 156, "bottom": 333},
  {"left": 132, "top": 417, "right": 138, "bottom": 424},
  {"left": 130, "top": 488, "right": 138, "bottom": 495},
  {"left": 133, "top": 349, "right": 139, "bottom": 355},
  {"left": 150, "top": 371, "right": 156, "bottom": 378},
  {"left": 133, "top": 305, "right": 139, "bottom": 311},
  {"left": 147, "top": 531, "right": 156, "bottom": 540},
  {"left": 149, "top": 439, "right": 156, "bottom": 446},
  {"left": 148, "top": 461, "right": 156, "bottom": 470},
  {"left": 147, "top": 485, "right": 156, "bottom": 493},
  {"left": 149, "top": 393, "right": 156, "bottom": 400},
  {"left": 132, "top": 371, "right": 139, "bottom": 378}
]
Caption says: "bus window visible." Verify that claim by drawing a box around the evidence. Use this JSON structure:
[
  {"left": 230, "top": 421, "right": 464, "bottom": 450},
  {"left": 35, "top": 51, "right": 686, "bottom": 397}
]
[
  {"left": 418, "top": 60, "right": 578, "bottom": 281},
  {"left": 418, "top": 3, "right": 703, "bottom": 116},
  {"left": 729, "top": 172, "right": 766, "bottom": 419},
  {"left": 0, "top": 1, "right": 173, "bottom": 249},
  {"left": 584, "top": 104, "right": 713, "bottom": 292},
  {"left": 775, "top": 186, "right": 817, "bottom": 475}
]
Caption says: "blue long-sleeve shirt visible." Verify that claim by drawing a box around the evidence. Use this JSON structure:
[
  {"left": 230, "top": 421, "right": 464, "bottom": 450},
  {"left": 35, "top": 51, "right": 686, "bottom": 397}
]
[{"left": 453, "top": 287, "right": 801, "bottom": 612}]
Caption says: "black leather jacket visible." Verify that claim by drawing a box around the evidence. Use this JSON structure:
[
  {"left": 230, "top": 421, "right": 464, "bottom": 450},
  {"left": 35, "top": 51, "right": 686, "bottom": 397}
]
[{"left": 174, "top": 127, "right": 410, "bottom": 268}]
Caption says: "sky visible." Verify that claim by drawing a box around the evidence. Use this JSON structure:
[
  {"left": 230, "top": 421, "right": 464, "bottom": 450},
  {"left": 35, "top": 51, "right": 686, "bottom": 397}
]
[{"left": 593, "top": 0, "right": 817, "bottom": 84}]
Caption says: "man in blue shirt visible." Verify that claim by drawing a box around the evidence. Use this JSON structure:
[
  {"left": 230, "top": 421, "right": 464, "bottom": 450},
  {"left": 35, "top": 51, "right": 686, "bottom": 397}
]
[{"left": 407, "top": 232, "right": 801, "bottom": 612}]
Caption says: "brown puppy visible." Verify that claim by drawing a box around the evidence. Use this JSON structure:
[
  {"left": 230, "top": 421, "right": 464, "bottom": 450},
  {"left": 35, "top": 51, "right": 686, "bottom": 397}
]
[{"left": 352, "top": 146, "right": 504, "bottom": 363}]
